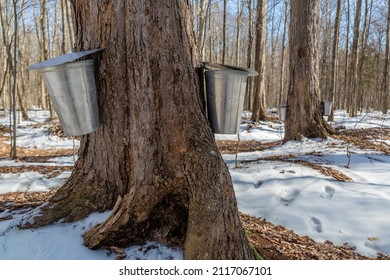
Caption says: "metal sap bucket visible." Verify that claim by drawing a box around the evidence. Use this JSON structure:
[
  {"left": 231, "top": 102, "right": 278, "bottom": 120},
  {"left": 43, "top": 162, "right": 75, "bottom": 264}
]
[
  {"left": 203, "top": 62, "right": 258, "bottom": 134},
  {"left": 29, "top": 49, "right": 103, "bottom": 136},
  {"left": 322, "top": 100, "right": 332, "bottom": 116},
  {"left": 279, "top": 105, "right": 288, "bottom": 121},
  {"left": 39, "top": 60, "right": 99, "bottom": 136}
]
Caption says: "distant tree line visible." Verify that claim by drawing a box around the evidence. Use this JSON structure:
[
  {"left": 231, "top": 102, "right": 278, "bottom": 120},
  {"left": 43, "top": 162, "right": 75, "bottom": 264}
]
[{"left": 1, "top": 0, "right": 390, "bottom": 118}]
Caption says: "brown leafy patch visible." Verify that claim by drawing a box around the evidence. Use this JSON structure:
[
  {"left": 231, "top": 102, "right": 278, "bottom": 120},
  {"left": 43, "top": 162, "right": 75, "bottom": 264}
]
[
  {"left": 334, "top": 128, "right": 390, "bottom": 155},
  {"left": 0, "top": 165, "right": 73, "bottom": 178},
  {"left": 286, "top": 159, "right": 353, "bottom": 182},
  {"left": 0, "top": 189, "right": 58, "bottom": 214},
  {"left": 240, "top": 154, "right": 353, "bottom": 182},
  {"left": 216, "top": 140, "right": 282, "bottom": 154},
  {"left": 241, "top": 213, "right": 389, "bottom": 260}
]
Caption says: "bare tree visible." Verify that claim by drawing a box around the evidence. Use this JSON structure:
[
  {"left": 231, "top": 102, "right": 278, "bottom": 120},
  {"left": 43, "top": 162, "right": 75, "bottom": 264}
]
[
  {"left": 251, "top": 0, "right": 268, "bottom": 122},
  {"left": 284, "top": 0, "right": 333, "bottom": 141},
  {"left": 244, "top": 0, "right": 254, "bottom": 110},
  {"left": 347, "top": 0, "right": 362, "bottom": 116},
  {"left": 328, "top": 0, "right": 342, "bottom": 121},
  {"left": 27, "top": 0, "right": 255, "bottom": 260},
  {"left": 382, "top": 0, "right": 390, "bottom": 114},
  {"left": 341, "top": 0, "right": 351, "bottom": 110},
  {"left": 234, "top": 0, "right": 244, "bottom": 65},
  {"left": 10, "top": 0, "right": 18, "bottom": 159},
  {"left": 278, "top": 0, "right": 288, "bottom": 108},
  {"left": 356, "top": 0, "right": 373, "bottom": 111},
  {"left": 222, "top": 0, "right": 227, "bottom": 63}
]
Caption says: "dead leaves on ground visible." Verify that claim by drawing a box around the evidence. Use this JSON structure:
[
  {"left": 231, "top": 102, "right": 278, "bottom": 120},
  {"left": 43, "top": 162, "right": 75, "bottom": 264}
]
[
  {"left": 284, "top": 158, "right": 353, "bottom": 182},
  {"left": 0, "top": 189, "right": 58, "bottom": 221},
  {"left": 241, "top": 213, "right": 389, "bottom": 260},
  {"left": 0, "top": 140, "right": 74, "bottom": 178},
  {"left": 218, "top": 144, "right": 353, "bottom": 182},
  {"left": 0, "top": 142, "right": 75, "bottom": 160},
  {"left": 334, "top": 128, "right": 390, "bottom": 155},
  {"left": 0, "top": 165, "right": 73, "bottom": 178},
  {"left": 216, "top": 140, "right": 282, "bottom": 154}
]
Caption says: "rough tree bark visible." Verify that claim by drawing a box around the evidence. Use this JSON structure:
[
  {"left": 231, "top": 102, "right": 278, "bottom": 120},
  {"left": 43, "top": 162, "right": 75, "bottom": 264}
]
[
  {"left": 251, "top": 0, "right": 268, "bottom": 122},
  {"left": 328, "top": 0, "right": 342, "bottom": 122},
  {"left": 382, "top": 0, "right": 390, "bottom": 114},
  {"left": 284, "top": 0, "right": 333, "bottom": 141},
  {"left": 278, "top": 0, "right": 288, "bottom": 108},
  {"left": 244, "top": 0, "right": 254, "bottom": 111},
  {"left": 234, "top": 0, "right": 243, "bottom": 65},
  {"left": 222, "top": 0, "right": 227, "bottom": 64},
  {"left": 356, "top": 0, "right": 373, "bottom": 111},
  {"left": 347, "top": 0, "right": 362, "bottom": 117},
  {"left": 27, "top": 0, "right": 254, "bottom": 260}
]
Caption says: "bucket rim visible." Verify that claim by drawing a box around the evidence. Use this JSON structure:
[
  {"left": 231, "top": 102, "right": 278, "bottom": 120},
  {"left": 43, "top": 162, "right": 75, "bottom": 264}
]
[
  {"left": 38, "top": 59, "right": 94, "bottom": 73},
  {"left": 202, "top": 61, "right": 259, "bottom": 77},
  {"left": 28, "top": 48, "right": 103, "bottom": 70},
  {"left": 204, "top": 68, "right": 249, "bottom": 76}
]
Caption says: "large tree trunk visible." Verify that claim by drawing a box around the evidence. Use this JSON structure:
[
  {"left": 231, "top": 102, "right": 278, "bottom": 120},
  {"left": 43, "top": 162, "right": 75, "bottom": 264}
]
[
  {"left": 27, "top": 0, "right": 254, "bottom": 260},
  {"left": 284, "top": 0, "right": 333, "bottom": 141}
]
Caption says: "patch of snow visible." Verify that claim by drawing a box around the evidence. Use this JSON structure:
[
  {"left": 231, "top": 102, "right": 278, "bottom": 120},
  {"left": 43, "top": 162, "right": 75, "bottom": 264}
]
[{"left": 1, "top": 109, "right": 390, "bottom": 259}]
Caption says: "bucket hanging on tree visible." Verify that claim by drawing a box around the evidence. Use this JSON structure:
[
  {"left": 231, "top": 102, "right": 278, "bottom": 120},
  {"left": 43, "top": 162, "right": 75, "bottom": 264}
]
[{"left": 29, "top": 49, "right": 103, "bottom": 136}]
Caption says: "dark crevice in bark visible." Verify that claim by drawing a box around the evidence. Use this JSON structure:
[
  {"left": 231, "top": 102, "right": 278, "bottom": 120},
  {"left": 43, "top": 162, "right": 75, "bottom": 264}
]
[{"left": 83, "top": 190, "right": 189, "bottom": 250}]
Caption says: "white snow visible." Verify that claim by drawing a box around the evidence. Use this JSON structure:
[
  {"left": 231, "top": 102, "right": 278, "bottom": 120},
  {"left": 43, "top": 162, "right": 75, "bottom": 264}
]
[{"left": 1, "top": 109, "right": 390, "bottom": 259}]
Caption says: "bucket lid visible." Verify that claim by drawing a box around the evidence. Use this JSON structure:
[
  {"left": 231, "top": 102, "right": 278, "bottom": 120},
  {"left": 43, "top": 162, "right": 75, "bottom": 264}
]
[
  {"left": 202, "top": 62, "right": 259, "bottom": 77},
  {"left": 28, "top": 48, "right": 104, "bottom": 70}
]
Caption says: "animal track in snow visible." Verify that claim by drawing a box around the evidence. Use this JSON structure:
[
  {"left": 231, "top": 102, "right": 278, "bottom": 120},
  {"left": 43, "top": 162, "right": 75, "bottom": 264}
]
[
  {"left": 320, "top": 185, "right": 335, "bottom": 199},
  {"left": 279, "top": 188, "right": 300, "bottom": 206},
  {"left": 311, "top": 217, "right": 323, "bottom": 233}
]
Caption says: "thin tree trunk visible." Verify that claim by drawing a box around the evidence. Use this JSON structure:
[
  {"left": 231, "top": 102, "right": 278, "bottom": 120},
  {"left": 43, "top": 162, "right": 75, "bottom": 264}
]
[
  {"left": 319, "top": 0, "right": 331, "bottom": 102},
  {"left": 234, "top": 0, "right": 243, "bottom": 65},
  {"left": 342, "top": 0, "right": 350, "bottom": 110},
  {"left": 61, "top": 0, "right": 66, "bottom": 54},
  {"left": 328, "top": 0, "right": 342, "bottom": 121},
  {"left": 197, "top": 0, "right": 208, "bottom": 61},
  {"left": 11, "top": 0, "right": 18, "bottom": 159},
  {"left": 222, "top": 0, "right": 227, "bottom": 64},
  {"left": 278, "top": 0, "right": 288, "bottom": 108},
  {"left": 267, "top": 1, "right": 281, "bottom": 107},
  {"left": 347, "top": 0, "right": 362, "bottom": 117},
  {"left": 382, "top": 0, "right": 390, "bottom": 114},
  {"left": 40, "top": 0, "right": 49, "bottom": 111},
  {"left": 0, "top": 2, "right": 10, "bottom": 102},
  {"left": 356, "top": 0, "right": 373, "bottom": 112},
  {"left": 65, "top": 0, "right": 74, "bottom": 51},
  {"left": 251, "top": 0, "right": 268, "bottom": 122},
  {"left": 244, "top": 0, "right": 254, "bottom": 111}
]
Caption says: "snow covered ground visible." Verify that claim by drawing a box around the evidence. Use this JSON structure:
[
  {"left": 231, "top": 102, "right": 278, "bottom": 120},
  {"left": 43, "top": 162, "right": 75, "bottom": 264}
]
[{"left": 0, "top": 109, "right": 390, "bottom": 259}]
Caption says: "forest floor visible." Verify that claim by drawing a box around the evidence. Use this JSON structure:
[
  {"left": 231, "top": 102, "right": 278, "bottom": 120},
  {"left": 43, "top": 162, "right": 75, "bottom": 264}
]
[
  {"left": 218, "top": 127, "right": 390, "bottom": 260},
  {"left": 0, "top": 183, "right": 388, "bottom": 260},
  {"left": 1, "top": 110, "right": 390, "bottom": 260}
]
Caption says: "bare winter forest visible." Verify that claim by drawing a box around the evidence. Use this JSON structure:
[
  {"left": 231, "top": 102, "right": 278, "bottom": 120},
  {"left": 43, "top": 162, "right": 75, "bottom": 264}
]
[
  {"left": 1, "top": 0, "right": 390, "bottom": 262},
  {"left": 1, "top": 0, "right": 390, "bottom": 118}
]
